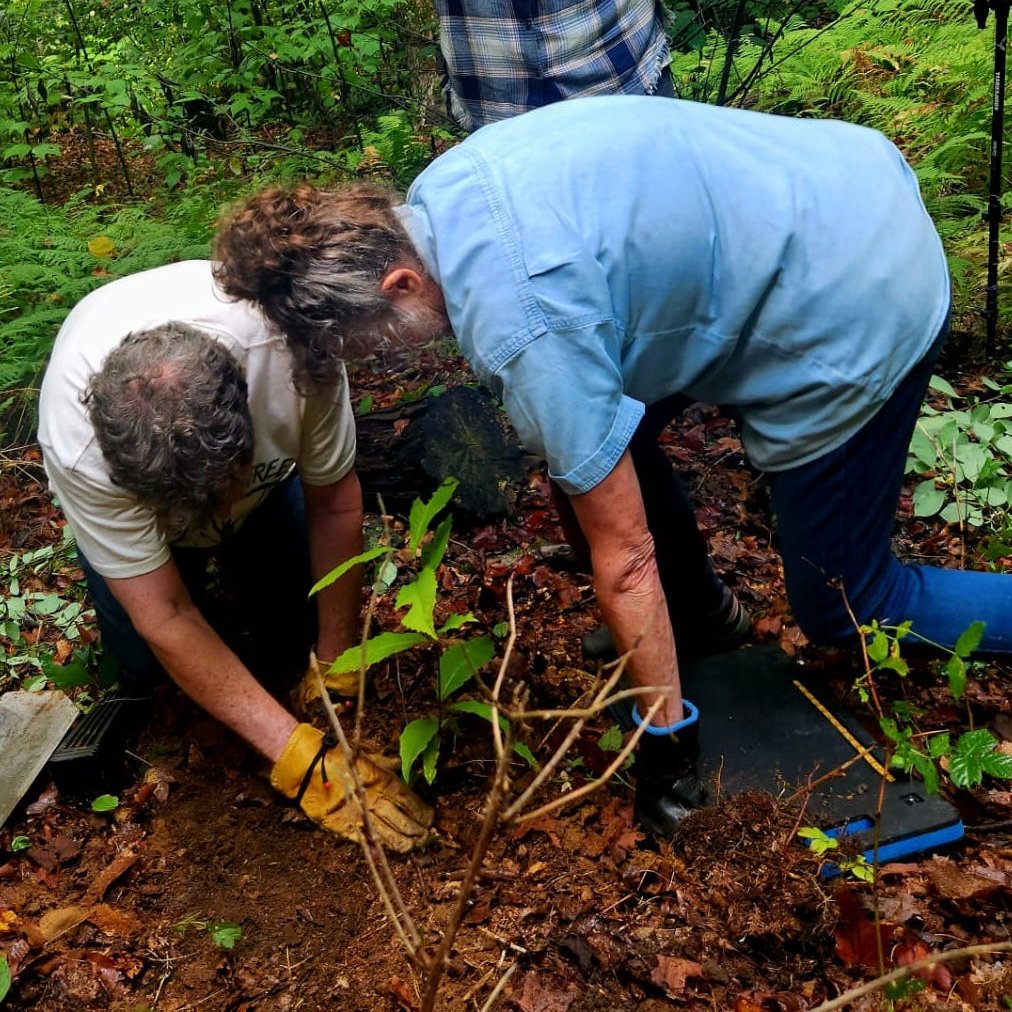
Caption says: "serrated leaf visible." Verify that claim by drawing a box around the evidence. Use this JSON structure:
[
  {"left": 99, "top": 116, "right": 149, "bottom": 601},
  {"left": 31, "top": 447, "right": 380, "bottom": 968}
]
[
  {"left": 396, "top": 567, "right": 438, "bottom": 638},
  {"left": 598, "top": 724, "right": 624, "bottom": 752},
  {"left": 914, "top": 754, "right": 941, "bottom": 794},
  {"left": 310, "top": 545, "right": 392, "bottom": 596},
  {"left": 400, "top": 715, "right": 439, "bottom": 781},
  {"left": 330, "top": 631, "right": 427, "bottom": 674},
  {"left": 87, "top": 235, "right": 116, "bottom": 258},
  {"left": 982, "top": 750, "right": 1012, "bottom": 780},
  {"left": 927, "top": 733, "right": 951, "bottom": 759},
  {"left": 954, "top": 620, "right": 985, "bottom": 658},
  {"left": 421, "top": 514, "right": 452, "bottom": 571},
  {"left": 446, "top": 699, "right": 539, "bottom": 767},
  {"left": 407, "top": 478, "right": 458, "bottom": 553},
  {"left": 949, "top": 729, "right": 998, "bottom": 787},
  {"left": 437, "top": 612, "right": 476, "bottom": 634},
  {"left": 438, "top": 636, "right": 495, "bottom": 700},
  {"left": 208, "top": 921, "right": 242, "bottom": 949}
]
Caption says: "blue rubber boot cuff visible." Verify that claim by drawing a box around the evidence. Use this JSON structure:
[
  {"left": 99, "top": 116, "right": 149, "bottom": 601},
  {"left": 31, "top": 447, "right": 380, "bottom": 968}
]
[{"left": 631, "top": 699, "right": 698, "bottom": 736}]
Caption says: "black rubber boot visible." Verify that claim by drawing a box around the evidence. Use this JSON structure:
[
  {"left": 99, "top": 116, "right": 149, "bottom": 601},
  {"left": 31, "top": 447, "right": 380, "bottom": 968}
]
[{"left": 633, "top": 717, "right": 704, "bottom": 837}]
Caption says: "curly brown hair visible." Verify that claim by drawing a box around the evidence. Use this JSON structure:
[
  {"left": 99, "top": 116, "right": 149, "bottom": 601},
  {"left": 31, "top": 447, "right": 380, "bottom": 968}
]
[{"left": 212, "top": 182, "right": 417, "bottom": 392}]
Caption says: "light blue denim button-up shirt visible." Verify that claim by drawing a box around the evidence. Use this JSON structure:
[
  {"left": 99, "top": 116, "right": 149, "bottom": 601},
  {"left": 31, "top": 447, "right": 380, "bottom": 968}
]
[{"left": 402, "top": 96, "right": 951, "bottom": 494}]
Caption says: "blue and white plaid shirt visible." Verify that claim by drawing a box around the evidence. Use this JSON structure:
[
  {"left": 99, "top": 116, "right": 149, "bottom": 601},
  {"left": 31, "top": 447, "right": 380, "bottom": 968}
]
[{"left": 435, "top": 0, "right": 670, "bottom": 132}]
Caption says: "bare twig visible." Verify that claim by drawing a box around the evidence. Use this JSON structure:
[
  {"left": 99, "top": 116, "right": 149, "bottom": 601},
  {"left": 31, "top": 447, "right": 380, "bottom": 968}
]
[
  {"left": 515, "top": 696, "right": 664, "bottom": 824},
  {"left": 478, "top": 960, "right": 518, "bottom": 1012},
  {"left": 315, "top": 668, "right": 425, "bottom": 964},
  {"left": 810, "top": 941, "right": 1012, "bottom": 1012}
]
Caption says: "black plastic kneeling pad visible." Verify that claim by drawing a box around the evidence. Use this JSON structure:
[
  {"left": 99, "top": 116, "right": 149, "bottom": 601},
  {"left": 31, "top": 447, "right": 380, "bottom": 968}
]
[{"left": 680, "top": 645, "right": 964, "bottom": 867}]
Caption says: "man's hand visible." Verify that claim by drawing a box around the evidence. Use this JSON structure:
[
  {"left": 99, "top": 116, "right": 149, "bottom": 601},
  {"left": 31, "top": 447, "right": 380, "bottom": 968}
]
[
  {"left": 270, "top": 723, "right": 433, "bottom": 852},
  {"left": 292, "top": 650, "right": 360, "bottom": 715}
]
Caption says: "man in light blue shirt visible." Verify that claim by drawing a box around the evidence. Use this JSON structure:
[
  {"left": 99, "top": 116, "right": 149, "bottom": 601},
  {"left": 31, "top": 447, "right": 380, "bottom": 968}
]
[{"left": 214, "top": 96, "right": 1010, "bottom": 836}]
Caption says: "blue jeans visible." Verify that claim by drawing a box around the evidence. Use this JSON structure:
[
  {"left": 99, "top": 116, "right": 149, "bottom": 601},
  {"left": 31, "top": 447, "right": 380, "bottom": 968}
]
[
  {"left": 80, "top": 475, "right": 316, "bottom": 689},
  {"left": 640, "top": 315, "right": 1012, "bottom": 654},
  {"left": 767, "top": 321, "right": 1012, "bottom": 653}
]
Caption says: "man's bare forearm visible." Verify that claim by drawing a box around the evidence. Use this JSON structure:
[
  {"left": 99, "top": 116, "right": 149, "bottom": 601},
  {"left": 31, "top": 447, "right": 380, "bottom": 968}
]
[{"left": 304, "top": 470, "right": 364, "bottom": 662}]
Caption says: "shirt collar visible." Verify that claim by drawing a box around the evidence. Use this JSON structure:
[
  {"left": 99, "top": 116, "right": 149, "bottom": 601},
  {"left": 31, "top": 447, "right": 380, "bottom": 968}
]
[{"left": 395, "top": 203, "right": 439, "bottom": 280}]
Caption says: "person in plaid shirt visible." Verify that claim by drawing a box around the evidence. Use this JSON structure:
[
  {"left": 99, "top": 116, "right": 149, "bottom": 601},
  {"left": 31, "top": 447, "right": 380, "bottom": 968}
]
[{"left": 434, "top": 0, "right": 672, "bottom": 131}]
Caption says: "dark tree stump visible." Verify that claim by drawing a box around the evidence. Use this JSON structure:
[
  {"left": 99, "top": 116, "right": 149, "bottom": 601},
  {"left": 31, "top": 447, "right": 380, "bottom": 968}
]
[{"left": 354, "top": 386, "right": 532, "bottom": 516}]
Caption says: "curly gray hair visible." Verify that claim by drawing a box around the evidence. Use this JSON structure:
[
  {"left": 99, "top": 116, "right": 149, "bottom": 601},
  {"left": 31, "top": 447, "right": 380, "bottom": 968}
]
[
  {"left": 212, "top": 182, "right": 418, "bottom": 392},
  {"left": 85, "top": 323, "right": 254, "bottom": 539}
]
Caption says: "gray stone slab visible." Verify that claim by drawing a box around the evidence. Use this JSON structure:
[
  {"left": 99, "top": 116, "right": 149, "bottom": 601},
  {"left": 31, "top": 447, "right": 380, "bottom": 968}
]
[{"left": 0, "top": 690, "right": 78, "bottom": 828}]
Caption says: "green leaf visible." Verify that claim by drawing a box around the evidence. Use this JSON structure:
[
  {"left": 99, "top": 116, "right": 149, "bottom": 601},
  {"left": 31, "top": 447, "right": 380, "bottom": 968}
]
[
  {"left": 954, "top": 620, "right": 985, "bottom": 658},
  {"left": 927, "top": 732, "right": 951, "bottom": 759},
  {"left": 32, "top": 593, "right": 62, "bottom": 616},
  {"left": 310, "top": 545, "right": 392, "bottom": 596},
  {"left": 91, "top": 794, "right": 119, "bottom": 812},
  {"left": 944, "top": 655, "right": 967, "bottom": 701},
  {"left": 355, "top": 394, "right": 374, "bottom": 415},
  {"left": 877, "top": 656, "right": 909, "bottom": 677},
  {"left": 400, "top": 716, "right": 440, "bottom": 781},
  {"left": 407, "top": 478, "right": 459, "bottom": 553},
  {"left": 22, "top": 674, "right": 47, "bottom": 692},
  {"left": 420, "top": 514, "right": 452, "bottom": 571},
  {"left": 438, "top": 636, "right": 495, "bottom": 700},
  {"left": 911, "top": 480, "right": 946, "bottom": 517},
  {"left": 437, "top": 612, "right": 476, "bottom": 634},
  {"left": 867, "top": 630, "right": 889, "bottom": 664},
  {"left": 797, "top": 825, "right": 838, "bottom": 856},
  {"left": 10, "top": 835, "right": 30, "bottom": 852},
  {"left": 374, "top": 558, "right": 398, "bottom": 593},
  {"left": 847, "top": 856, "right": 876, "bottom": 884},
  {"left": 929, "top": 374, "right": 957, "bottom": 398},
  {"left": 598, "top": 725, "right": 624, "bottom": 752},
  {"left": 422, "top": 733, "right": 440, "bottom": 784},
  {"left": 949, "top": 729, "right": 999, "bottom": 788},
  {"left": 42, "top": 654, "right": 91, "bottom": 689},
  {"left": 492, "top": 621, "right": 510, "bottom": 638},
  {"left": 981, "top": 750, "right": 1012, "bottom": 780},
  {"left": 0, "top": 953, "right": 9, "bottom": 1002},
  {"left": 396, "top": 568, "right": 438, "bottom": 638},
  {"left": 208, "top": 920, "right": 242, "bottom": 949},
  {"left": 329, "top": 631, "right": 428, "bottom": 674}
]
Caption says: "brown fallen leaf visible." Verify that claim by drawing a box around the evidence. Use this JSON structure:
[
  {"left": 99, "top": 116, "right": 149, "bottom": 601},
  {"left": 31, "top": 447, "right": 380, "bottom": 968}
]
[
  {"left": 389, "top": 975, "right": 418, "bottom": 1010},
  {"left": 516, "top": 971, "right": 580, "bottom": 1012},
  {"left": 650, "top": 954, "right": 702, "bottom": 995},
  {"left": 83, "top": 848, "right": 140, "bottom": 905},
  {"left": 38, "top": 904, "right": 89, "bottom": 941},
  {"left": 893, "top": 937, "right": 955, "bottom": 991},
  {"left": 833, "top": 886, "right": 896, "bottom": 969},
  {"left": 86, "top": 904, "right": 141, "bottom": 938}
]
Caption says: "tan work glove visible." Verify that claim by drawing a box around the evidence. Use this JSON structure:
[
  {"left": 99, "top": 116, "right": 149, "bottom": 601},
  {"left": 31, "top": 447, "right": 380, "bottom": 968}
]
[
  {"left": 270, "top": 723, "right": 433, "bottom": 853},
  {"left": 291, "top": 650, "right": 360, "bottom": 716}
]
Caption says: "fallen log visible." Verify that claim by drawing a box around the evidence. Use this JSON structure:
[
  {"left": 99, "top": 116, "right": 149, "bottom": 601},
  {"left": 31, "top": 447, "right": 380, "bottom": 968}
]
[{"left": 354, "top": 385, "right": 533, "bottom": 517}]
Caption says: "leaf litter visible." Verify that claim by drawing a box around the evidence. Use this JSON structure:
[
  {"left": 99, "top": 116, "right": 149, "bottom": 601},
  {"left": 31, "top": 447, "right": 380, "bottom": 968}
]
[{"left": 2, "top": 354, "right": 1012, "bottom": 1009}]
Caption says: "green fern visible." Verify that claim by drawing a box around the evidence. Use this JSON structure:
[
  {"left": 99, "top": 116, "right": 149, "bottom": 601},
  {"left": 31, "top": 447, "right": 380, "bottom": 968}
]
[{"left": 0, "top": 186, "right": 216, "bottom": 444}]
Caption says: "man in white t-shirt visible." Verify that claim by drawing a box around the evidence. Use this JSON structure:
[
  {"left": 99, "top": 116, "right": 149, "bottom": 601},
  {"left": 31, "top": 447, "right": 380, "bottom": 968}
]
[{"left": 37, "top": 261, "right": 432, "bottom": 852}]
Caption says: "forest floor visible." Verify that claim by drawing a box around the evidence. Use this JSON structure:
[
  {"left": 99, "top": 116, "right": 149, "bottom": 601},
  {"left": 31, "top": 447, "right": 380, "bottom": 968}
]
[{"left": 4, "top": 344, "right": 1012, "bottom": 1012}]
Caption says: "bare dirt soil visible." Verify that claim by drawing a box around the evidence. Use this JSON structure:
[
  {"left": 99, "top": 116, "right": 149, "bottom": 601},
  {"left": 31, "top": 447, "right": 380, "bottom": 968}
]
[{"left": 4, "top": 351, "right": 1012, "bottom": 1011}]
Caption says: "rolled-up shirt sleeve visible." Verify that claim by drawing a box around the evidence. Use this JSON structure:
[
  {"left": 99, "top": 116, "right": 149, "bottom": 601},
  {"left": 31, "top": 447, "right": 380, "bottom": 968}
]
[{"left": 495, "top": 319, "right": 646, "bottom": 495}]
